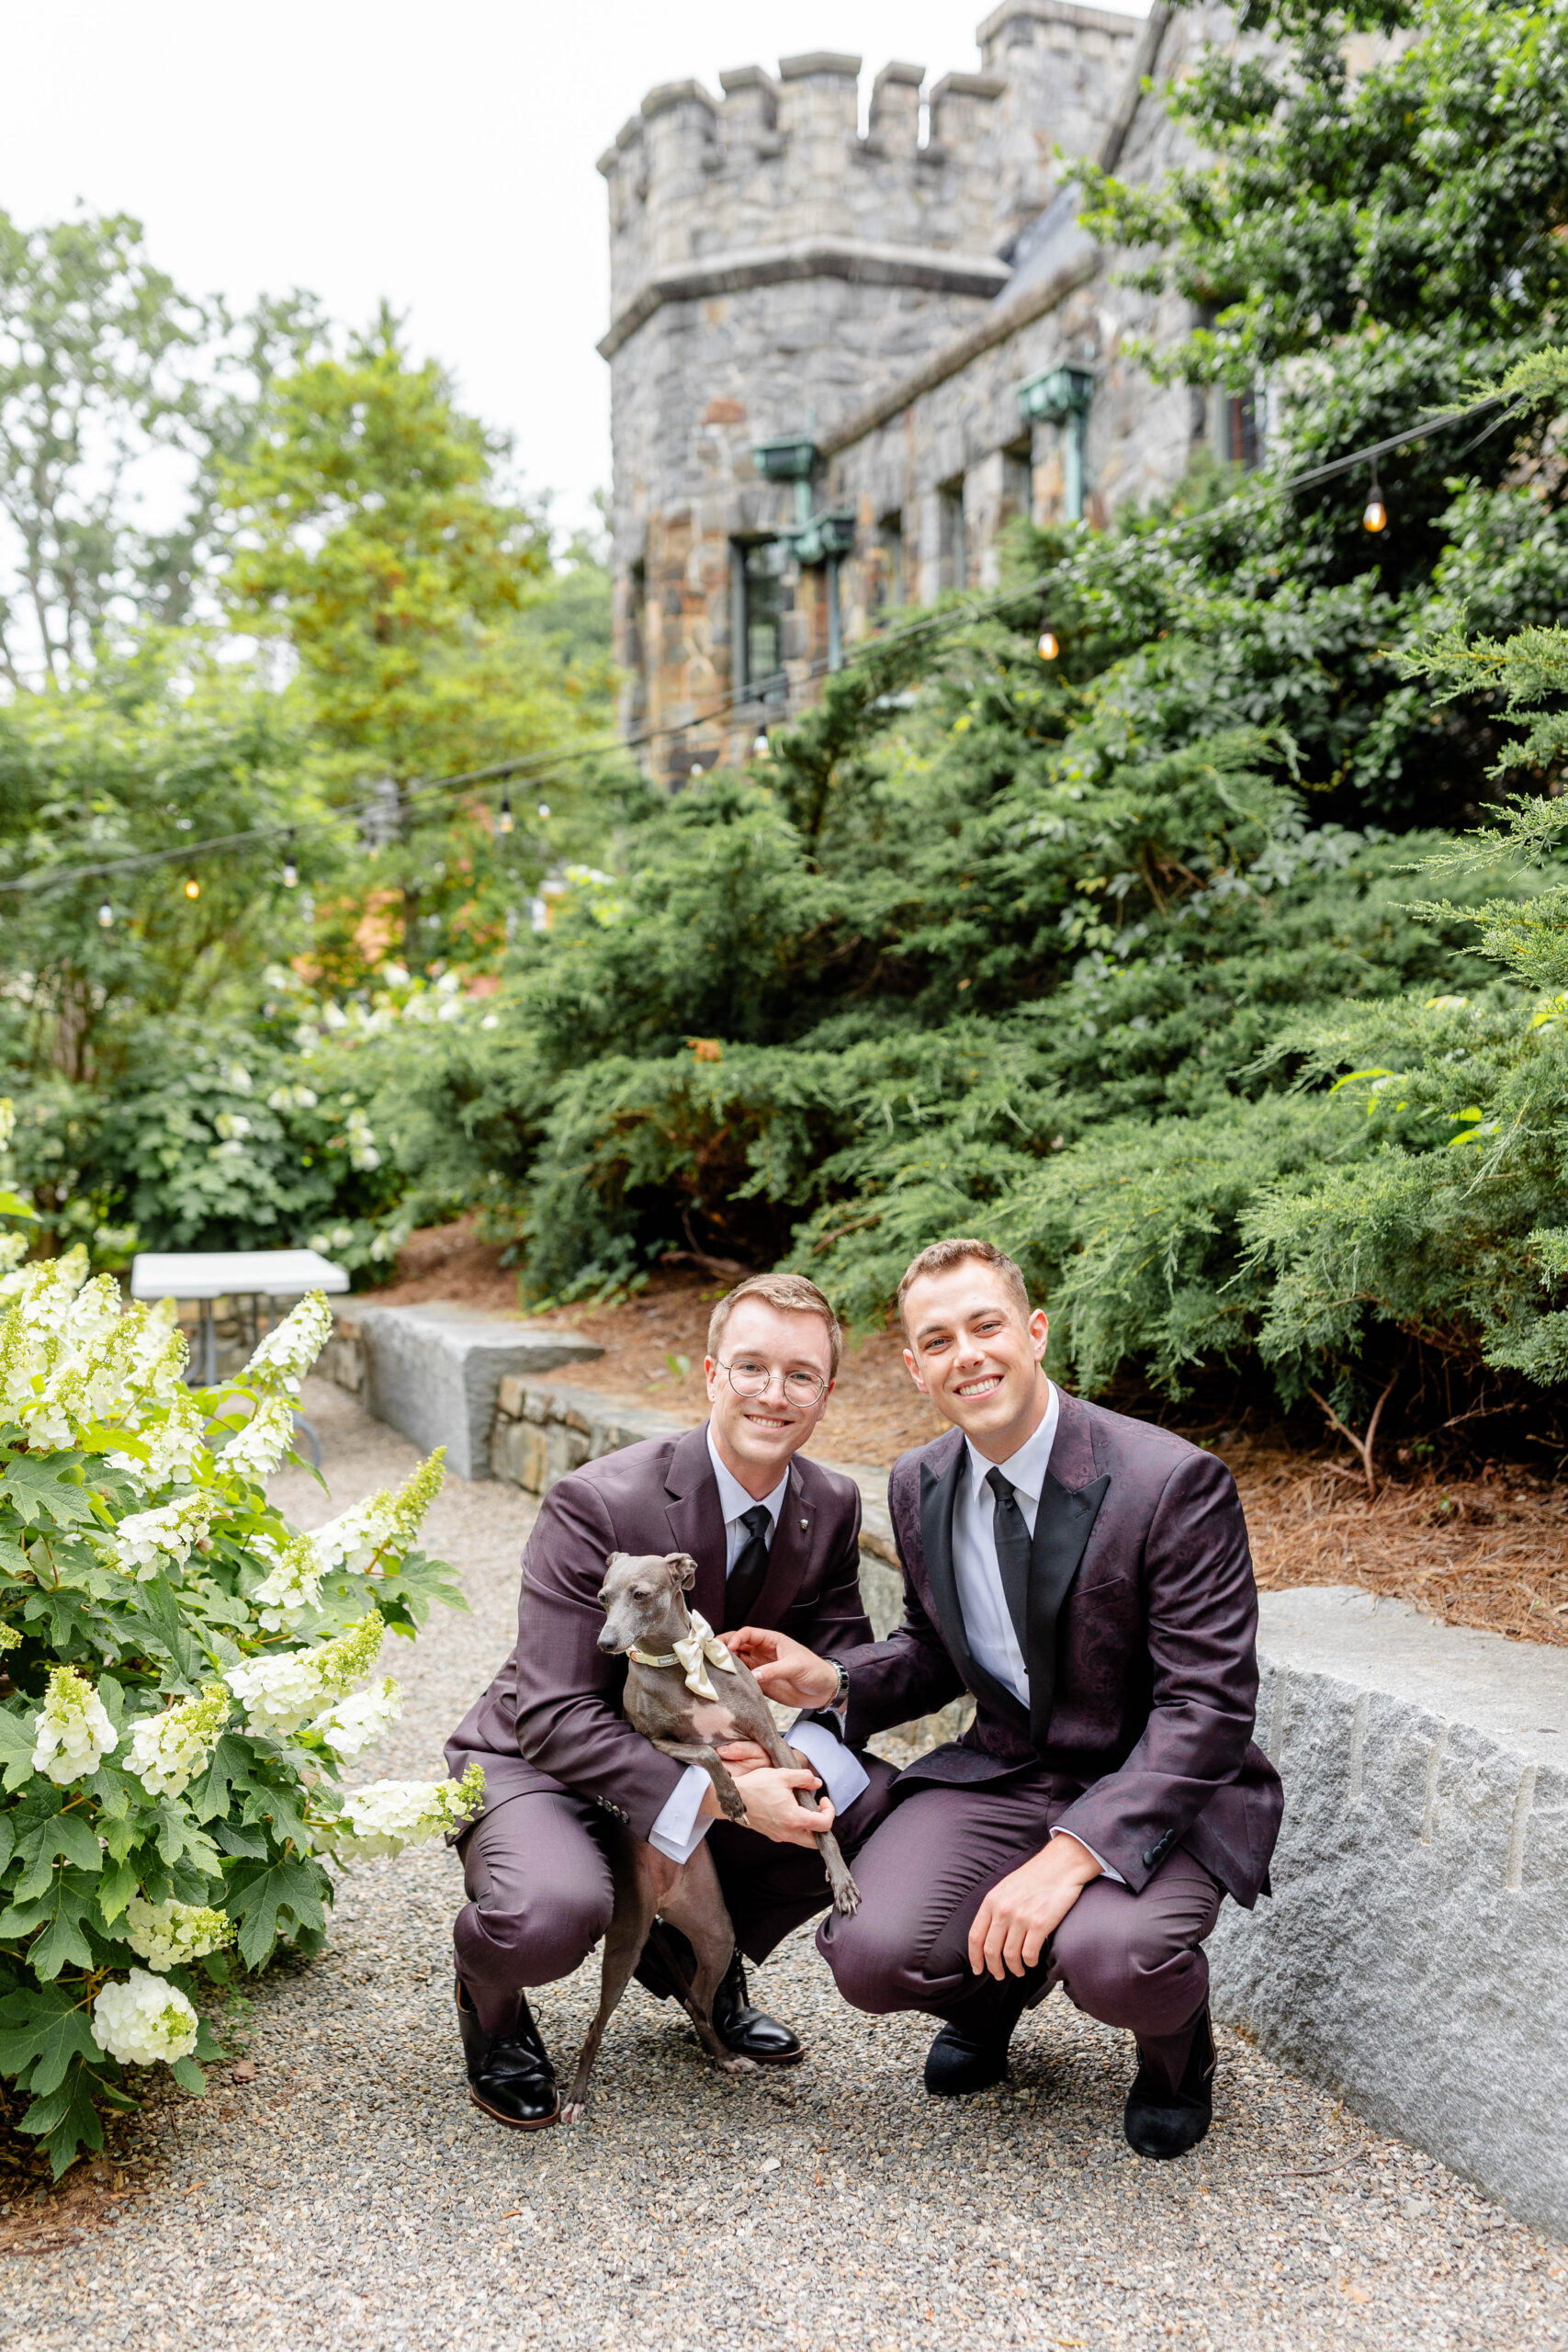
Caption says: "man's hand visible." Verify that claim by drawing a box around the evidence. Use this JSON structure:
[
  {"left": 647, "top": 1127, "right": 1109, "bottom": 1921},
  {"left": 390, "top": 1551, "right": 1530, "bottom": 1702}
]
[
  {"left": 699, "top": 1759, "right": 834, "bottom": 1847},
  {"left": 724, "top": 1625, "right": 840, "bottom": 1709},
  {"left": 967, "top": 1834, "right": 1102, "bottom": 1980}
]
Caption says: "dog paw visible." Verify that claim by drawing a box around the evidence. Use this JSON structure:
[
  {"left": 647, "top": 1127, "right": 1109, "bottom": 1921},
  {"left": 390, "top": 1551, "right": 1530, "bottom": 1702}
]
[
  {"left": 831, "top": 1877, "right": 861, "bottom": 1916},
  {"left": 719, "top": 2054, "right": 760, "bottom": 2075},
  {"left": 561, "top": 2100, "right": 588, "bottom": 2125}
]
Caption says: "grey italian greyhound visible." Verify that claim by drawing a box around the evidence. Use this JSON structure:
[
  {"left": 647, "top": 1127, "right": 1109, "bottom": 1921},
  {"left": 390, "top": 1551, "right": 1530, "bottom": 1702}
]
[{"left": 560, "top": 1547, "right": 861, "bottom": 2124}]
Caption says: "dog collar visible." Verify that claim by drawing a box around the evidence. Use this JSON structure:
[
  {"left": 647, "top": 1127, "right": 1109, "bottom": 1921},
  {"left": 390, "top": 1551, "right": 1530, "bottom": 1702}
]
[{"left": 627, "top": 1608, "right": 739, "bottom": 1702}]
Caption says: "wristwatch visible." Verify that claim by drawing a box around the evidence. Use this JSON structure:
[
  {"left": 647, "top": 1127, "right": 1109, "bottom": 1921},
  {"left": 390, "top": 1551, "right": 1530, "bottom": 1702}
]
[{"left": 826, "top": 1657, "right": 850, "bottom": 1707}]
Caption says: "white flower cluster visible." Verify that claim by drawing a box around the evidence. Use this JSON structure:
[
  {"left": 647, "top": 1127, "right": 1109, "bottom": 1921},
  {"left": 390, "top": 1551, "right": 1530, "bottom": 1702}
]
[
  {"left": 31, "top": 1664, "right": 118, "bottom": 1784},
  {"left": 242, "top": 1292, "right": 333, "bottom": 1396},
  {"left": 249, "top": 1532, "right": 325, "bottom": 1629},
  {"left": 226, "top": 1611, "right": 384, "bottom": 1737},
  {"left": 309, "top": 1674, "right": 402, "bottom": 1760},
  {"left": 221, "top": 1394, "right": 296, "bottom": 1483},
  {"left": 309, "top": 1449, "right": 446, "bottom": 1577},
  {"left": 91, "top": 1969, "right": 199, "bottom": 2066},
  {"left": 112, "top": 1489, "right": 215, "bottom": 1581},
  {"left": 335, "top": 1762, "right": 486, "bottom": 1859},
  {"left": 0, "top": 1261, "right": 189, "bottom": 1442},
  {"left": 125, "top": 1684, "right": 231, "bottom": 1798},
  {"left": 114, "top": 1381, "right": 208, "bottom": 1493},
  {"left": 124, "top": 1896, "right": 235, "bottom": 1973}
]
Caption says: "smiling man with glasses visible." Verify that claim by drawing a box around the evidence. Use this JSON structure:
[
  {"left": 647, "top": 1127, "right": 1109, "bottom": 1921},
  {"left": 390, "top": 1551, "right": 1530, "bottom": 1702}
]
[{"left": 445, "top": 1272, "right": 898, "bottom": 2129}]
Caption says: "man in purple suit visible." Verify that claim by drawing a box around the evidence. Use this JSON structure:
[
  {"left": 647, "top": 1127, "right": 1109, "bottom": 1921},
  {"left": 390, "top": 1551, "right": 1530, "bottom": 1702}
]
[
  {"left": 446, "top": 1272, "right": 898, "bottom": 2129},
  {"left": 729, "top": 1238, "right": 1283, "bottom": 2159}
]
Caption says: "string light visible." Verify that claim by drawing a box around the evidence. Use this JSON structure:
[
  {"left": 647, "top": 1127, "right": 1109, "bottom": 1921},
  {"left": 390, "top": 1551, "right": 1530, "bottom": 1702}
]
[
  {"left": 183, "top": 877, "right": 200, "bottom": 900},
  {"left": 282, "top": 832, "right": 298, "bottom": 889},
  {"left": 498, "top": 795, "right": 514, "bottom": 835},
  {"left": 1037, "top": 622, "right": 1060, "bottom": 661},
  {"left": 537, "top": 802, "right": 550, "bottom": 820},
  {"left": 690, "top": 761, "right": 705, "bottom": 778},
  {"left": 97, "top": 900, "right": 113, "bottom": 929},
  {"left": 1363, "top": 461, "right": 1388, "bottom": 534},
  {"left": 753, "top": 728, "right": 772, "bottom": 758}
]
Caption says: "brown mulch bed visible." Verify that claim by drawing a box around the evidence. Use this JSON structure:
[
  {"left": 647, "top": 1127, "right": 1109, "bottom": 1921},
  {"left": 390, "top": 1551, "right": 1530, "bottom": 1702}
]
[{"left": 366, "top": 1224, "right": 1568, "bottom": 1647}]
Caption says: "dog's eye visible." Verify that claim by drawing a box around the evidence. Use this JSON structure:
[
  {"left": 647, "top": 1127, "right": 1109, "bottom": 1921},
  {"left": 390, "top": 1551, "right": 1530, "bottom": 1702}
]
[{"left": 632, "top": 1587, "right": 651, "bottom": 1600}]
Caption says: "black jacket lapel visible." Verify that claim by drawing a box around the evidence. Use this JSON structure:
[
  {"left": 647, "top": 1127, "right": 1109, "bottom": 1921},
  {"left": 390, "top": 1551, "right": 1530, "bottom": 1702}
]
[
  {"left": 920, "top": 1448, "right": 1031, "bottom": 1735},
  {"left": 1025, "top": 1468, "right": 1111, "bottom": 1753}
]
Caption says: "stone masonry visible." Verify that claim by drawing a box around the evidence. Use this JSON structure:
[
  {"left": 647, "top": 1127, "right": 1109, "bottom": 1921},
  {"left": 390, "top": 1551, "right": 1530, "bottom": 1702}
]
[{"left": 599, "top": 5, "right": 1243, "bottom": 777}]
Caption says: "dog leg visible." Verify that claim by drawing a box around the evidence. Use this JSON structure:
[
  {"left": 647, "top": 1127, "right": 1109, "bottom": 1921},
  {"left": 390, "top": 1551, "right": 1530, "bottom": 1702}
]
[
  {"left": 658, "top": 1841, "right": 758, "bottom": 2079},
  {"left": 560, "top": 1838, "right": 666, "bottom": 2125},
  {"left": 813, "top": 1827, "right": 861, "bottom": 1915},
  {"left": 651, "top": 1739, "right": 750, "bottom": 1825}
]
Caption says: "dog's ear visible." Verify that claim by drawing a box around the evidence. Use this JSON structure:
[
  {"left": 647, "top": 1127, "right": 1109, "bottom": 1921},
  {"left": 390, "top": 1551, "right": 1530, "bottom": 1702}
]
[
  {"left": 665, "top": 1552, "right": 699, "bottom": 1591},
  {"left": 604, "top": 1551, "right": 631, "bottom": 1579}
]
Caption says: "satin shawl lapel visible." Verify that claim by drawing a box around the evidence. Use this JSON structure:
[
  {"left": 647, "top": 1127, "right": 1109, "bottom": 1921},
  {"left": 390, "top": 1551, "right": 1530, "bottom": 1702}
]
[
  {"left": 734, "top": 1459, "right": 810, "bottom": 1631},
  {"left": 1024, "top": 1464, "right": 1110, "bottom": 1755},
  {"left": 920, "top": 1443, "right": 1030, "bottom": 1735},
  {"left": 663, "top": 1424, "right": 728, "bottom": 1633}
]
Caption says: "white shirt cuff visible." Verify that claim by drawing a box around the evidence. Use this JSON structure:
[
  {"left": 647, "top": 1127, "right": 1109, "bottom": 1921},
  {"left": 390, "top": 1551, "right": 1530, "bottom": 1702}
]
[
  {"left": 788, "top": 1719, "right": 870, "bottom": 1815},
  {"left": 1049, "top": 1826, "right": 1124, "bottom": 1885},
  {"left": 648, "top": 1763, "right": 713, "bottom": 1864}
]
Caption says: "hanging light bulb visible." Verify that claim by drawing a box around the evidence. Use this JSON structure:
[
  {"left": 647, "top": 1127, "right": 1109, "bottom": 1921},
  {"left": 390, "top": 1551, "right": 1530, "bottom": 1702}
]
[
  {"left": 184, "top": 876, "right": 200, "bottom": 900},
  {"left": 1037, "top": 623, "right": 1060, "bottom": 661},
  {"left": 752, "top": 728, "right": 771, "bottom": 759},
  {"left": 690, "top": 760, "right": 705, "bottom": 779},
  {"left": 498, "top": 795, "right": 514, "bottom": 835},
  {"left": 282, "top": 831, "right": 298, "bottom": 889},
  {"left": 1363, "top": 462, "right": 1388, "bottom": 534},
  {"left": 97, "top": 899, "right": 113, "bottom": 929},
  {"left": 537, "top": 801, "right": 550, "bottom": 820}
]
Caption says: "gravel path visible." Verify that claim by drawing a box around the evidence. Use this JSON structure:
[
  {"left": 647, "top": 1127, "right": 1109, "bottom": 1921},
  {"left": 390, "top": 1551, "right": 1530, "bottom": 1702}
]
[{"left": 9, "top": 1380, "right": 1566, "bottom": 2350}]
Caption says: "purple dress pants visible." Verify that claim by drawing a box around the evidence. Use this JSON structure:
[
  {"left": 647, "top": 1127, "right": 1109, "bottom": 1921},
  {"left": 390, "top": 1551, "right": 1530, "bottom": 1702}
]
[
  {"left": 818, "top": 1775, "right": 1224, "bottom": 2093},
  {"left": 454, "top": 1758, "right": 901, "bottom": 2039}
]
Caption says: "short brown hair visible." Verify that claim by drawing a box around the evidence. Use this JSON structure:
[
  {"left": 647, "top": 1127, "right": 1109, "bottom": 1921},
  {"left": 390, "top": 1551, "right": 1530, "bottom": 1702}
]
[
  {"left": 897, "top": 1238, "right": 1031, "bottom": 1333},
  {"left": 707, "top": 1272, "right": 842, "bottom": 1378}
]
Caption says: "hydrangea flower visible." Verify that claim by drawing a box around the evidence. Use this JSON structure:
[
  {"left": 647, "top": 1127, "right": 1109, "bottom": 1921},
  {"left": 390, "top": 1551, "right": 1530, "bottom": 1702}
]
[
  {"left": 31, "top": 1664, "right": 118, "bottom": 1784},
  {"left": 309, "top": 1450, "right": 446, "bottom": 1576},
  {"left": 125, "top": 1684, "right": 231, "bottom": 1798},
  {"left": 124, "top": 1897, "right": 234, "bottom": 1973},
  {"left": 226, "top": 1611, "right": 384, "bottom": 1737},
  {"left": 249, "top": 1532, "right": 325, "bottom": 1629},
  {"left": 91, "top": 1970, "right": 199, "bottom": 2066},
  {"left": 221, "top": 1394, "right": 297, "bottom": 1483},
  {"left": 243, "top": 1292, "right": 333, "bottom": 1396},
  {"left": 309, "top": 1675, "right": 402, "bottom": 1760},
  {"left": 112, "top": 1490, "right": 215, "bottom": 1580},
  {"left": 112, "top": 1380, "right": 207, "bottom": 1493},
  {"left": 334, "top": 1762, "right": 486, "bottom": 1859}
]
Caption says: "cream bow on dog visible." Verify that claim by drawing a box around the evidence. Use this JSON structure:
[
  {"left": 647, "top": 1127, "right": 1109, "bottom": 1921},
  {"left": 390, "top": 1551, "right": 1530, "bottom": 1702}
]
[{"left": 628, "top": 1607, "right": 739, "bottom": 1702}]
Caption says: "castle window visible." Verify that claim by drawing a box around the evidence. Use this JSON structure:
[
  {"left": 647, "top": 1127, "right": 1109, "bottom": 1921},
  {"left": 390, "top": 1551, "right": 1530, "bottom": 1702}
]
[
  {"left": 874, "top": 514, "right": 904, "bottom": 609},
  {"left": 625, "top": 559, "right": 648, "bottom": 719},
  {"left": 733, "top": 537, "right": 787, "bottom": 697},
  {"left": 1002, "top": 443, "right": 1033, "bottom": 530},
  {"left": 941, "top": 478, "right": 967, "bottom": 592}
]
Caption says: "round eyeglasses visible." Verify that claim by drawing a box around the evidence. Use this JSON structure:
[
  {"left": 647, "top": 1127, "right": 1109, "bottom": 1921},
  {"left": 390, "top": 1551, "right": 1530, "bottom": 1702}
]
[{"left": 716, "top": 1356, "right": 829, "bottom": 1408}]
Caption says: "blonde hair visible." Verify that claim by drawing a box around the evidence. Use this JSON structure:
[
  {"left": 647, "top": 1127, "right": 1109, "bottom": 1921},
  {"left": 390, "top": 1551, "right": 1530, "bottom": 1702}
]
[
  {"left": 897, "top": 1238, "right": 1031, "bottom": 1332},
  {"left": 707, "top": 1272, "right": 842, "bottom": 1378}
]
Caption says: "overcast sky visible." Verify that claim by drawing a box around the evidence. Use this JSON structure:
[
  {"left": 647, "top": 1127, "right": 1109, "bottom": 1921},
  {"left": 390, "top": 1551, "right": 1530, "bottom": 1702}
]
[{"left": 0, "top": 0, "right": 1048, "bottom": 545}]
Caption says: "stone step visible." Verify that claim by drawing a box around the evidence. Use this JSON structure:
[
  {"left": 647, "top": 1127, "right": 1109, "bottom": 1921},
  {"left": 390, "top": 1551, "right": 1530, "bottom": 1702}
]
[{"left": 325, "top": 1302, "right": 604, "bottom": 1481}]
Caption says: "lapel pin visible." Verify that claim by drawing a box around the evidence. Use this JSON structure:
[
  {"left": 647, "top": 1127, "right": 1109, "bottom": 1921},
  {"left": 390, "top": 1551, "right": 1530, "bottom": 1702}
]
[{"left": 800, "top": 1517, "right": 808, "bottom": 1531}]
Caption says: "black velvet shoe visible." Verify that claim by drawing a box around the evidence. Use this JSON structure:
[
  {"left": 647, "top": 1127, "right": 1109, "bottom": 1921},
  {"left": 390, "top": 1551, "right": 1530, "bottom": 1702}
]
[
  {"left": 636, "top": 1925, "right": 805, "bottom": 2064},
  {"left": 1123, "top": 2006, "right": 1215, "bottom": 2160},
  {"left": 457, "top": 1979, "right": 559, "bottom": 2130},
  {"left": 923, "top": 1966, "right": 1045, "bottom": 2097}
]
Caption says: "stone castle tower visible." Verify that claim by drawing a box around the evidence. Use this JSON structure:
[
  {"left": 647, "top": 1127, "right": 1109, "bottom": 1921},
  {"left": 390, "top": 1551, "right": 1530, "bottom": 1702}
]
[{"left": 598, "top": 5, "right": 1219, "bottom": 775}]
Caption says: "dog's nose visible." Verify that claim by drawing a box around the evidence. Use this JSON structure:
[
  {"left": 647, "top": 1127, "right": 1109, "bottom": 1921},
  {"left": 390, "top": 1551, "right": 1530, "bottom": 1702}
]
[{"left": 596, "top": 1628, "right": 619, "bottom": 1653}]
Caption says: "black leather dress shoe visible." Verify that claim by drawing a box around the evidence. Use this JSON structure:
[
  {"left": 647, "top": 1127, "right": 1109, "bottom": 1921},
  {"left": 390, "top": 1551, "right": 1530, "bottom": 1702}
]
[
  {"left": 456, "top": 1980, "right": 559, "bottom": 2130},
  {"left": 1123, "top": 2006, "right": 1215, "bottom": 2160},
  {"left": 924, "top": 1966, "right": 1045, "bottom": 2097},
  {"left": 636, "top": 1924, "right": 805, "bottom": 2064}
]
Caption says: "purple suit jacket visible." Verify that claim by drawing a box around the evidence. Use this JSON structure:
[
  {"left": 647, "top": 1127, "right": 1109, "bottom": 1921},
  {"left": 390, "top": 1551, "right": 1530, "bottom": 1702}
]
[
  {"left": 838, "top": 1390, "right": 1282, "bottom": 1908},
  {"left": 446, "top": 1422, "right": 875, "bottom": 1843}
]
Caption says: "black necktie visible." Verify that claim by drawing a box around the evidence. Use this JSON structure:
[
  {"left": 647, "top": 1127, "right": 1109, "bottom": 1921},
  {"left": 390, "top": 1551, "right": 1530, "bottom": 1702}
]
[
  {"left": 723, "top": 1503, "right": 773, "bottom": 1630},
  {"left": 986, "top": 1467, "right": 1032, "bottom": 1658}
]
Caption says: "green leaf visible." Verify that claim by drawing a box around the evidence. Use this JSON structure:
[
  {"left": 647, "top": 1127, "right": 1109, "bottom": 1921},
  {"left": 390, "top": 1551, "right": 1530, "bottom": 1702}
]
[
  {"left": 0, "top": 1983, "right": 98, "bottom": 2093},
  {"left": 212, "top": 1818, "right": 268, "bottom": 1858},
  {"left": 14, "top": 1809, "right": 104, "bottom": 1900},
  {"left": 22, "top": 2055, "right": 109, "bottom": 2177},
  {"left": 22, "top": 1872, "right": 98, "bottom": 1979},
  {"left": 96, "top": 1850, "right": 140, "bottom": 1925},
  {"left": 225, "top": 1855, "right": 329, "bottom": 1970},
  {"left": 0, "top": 1191, "right": 37, "bottom": 1219},
  {"left": 186, "top": 1732, "right": 261, "bottom": 1824},
  {"left": 0, "top": 1456, "right": 97, "bottom": 1532},
  {"left": 133, "top": 1572, "right": 207, "bottom": 1683},
  {"left": 0, "top": 1703, "right": 36, "bottom": 1792},
  {"left": 169, "top": 2053, "right": 207, "bottom": 2096}
]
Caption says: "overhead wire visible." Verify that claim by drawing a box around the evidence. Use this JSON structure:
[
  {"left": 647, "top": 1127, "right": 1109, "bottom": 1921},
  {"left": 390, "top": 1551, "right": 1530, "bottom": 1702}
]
[{"left": 0, "top": 389, "right": 1516, "bottom": 904}]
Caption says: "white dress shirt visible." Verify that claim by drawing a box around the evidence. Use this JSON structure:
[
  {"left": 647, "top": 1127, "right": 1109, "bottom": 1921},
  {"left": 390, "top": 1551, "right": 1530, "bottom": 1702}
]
[
  {"left": 952, "top": 1383, "right": 1120, "bottom": 1883},
  {"left": 647, "top": 1429, "right": 870, "bottom": 1863}
]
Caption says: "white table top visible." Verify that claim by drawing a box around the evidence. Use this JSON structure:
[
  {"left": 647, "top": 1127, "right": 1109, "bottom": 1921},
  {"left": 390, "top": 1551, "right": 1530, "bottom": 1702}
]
[{"left": 130, "top": 1249, "right": 351, "bottom": 1302}]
